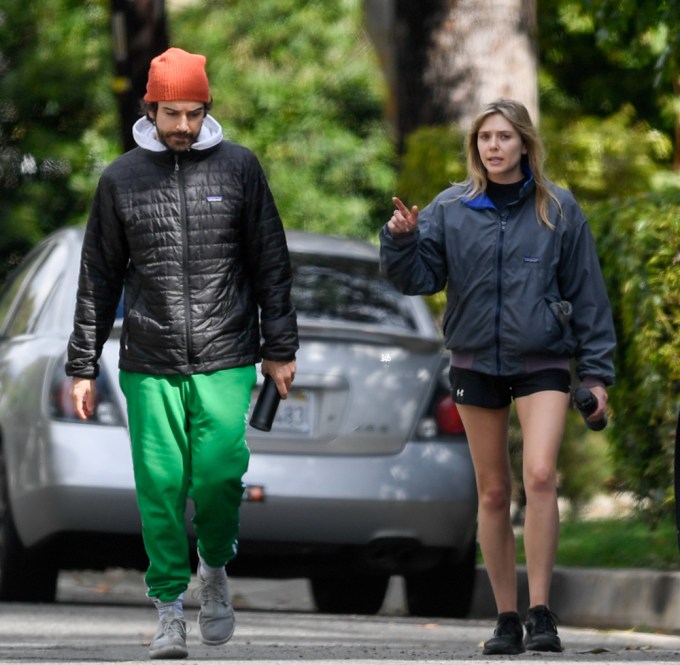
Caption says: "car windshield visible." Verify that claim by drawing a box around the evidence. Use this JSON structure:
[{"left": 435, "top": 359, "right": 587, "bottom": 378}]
[{"left": 291, "top": 254, "right": 418, "bottom": 332}]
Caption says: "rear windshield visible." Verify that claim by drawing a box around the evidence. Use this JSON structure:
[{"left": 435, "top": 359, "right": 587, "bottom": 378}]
[{"left": 291, "top": 254, "right": 418, "bottom": 332}]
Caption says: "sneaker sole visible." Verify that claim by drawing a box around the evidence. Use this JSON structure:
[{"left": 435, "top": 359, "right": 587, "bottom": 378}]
[
  {"left": 482, "top": 644, "right": 526, "bottom": 655},
  {"left": 197, "top": 614, "right": 235, "bottom": 646},
  {"left": 525, "top": 638, "right": 563, "bottom": 652},
  {"left": 149, "top": 644, "right": 188, "bottom": 659}
]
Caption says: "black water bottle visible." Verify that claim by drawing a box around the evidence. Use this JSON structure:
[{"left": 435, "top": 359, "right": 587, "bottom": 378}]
[
  {"left": 249, "top": 374, "right": 281, "bottom": 432},
  {"left": 573, "top": 387, "right": 608, "bottom": 431}
]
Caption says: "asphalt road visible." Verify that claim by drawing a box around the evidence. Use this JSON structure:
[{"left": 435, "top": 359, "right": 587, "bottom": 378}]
[{"left": 0, "top": 570, "right": 679, "bottom": 664}]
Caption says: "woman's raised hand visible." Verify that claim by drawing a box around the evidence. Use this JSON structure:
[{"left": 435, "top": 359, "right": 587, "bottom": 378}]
[{"left": 387, "top": 196, "right": 419, "bottom": 236}]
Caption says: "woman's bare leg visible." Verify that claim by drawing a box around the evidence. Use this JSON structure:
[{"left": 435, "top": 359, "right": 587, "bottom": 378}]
[
  {"left": 514, "top": 391, "right": 569, "bottom": 607},
  {"left": 456, "top": 404, "right": 516, "bottom": 613}
]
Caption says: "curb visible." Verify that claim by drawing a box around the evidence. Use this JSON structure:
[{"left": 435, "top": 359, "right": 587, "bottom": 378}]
[{"left": 469, "top": 565, "right": 680, "bottom": 632}]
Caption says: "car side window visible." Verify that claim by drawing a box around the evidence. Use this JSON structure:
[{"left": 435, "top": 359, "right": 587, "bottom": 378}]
[{"left": 1, "top": 243, "right": 68, "bottom": 337}]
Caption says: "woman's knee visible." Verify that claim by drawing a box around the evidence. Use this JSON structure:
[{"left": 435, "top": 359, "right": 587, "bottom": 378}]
[
  {"left": 478, "top": 483, "right": 512, "bottom": 512},
  {"left": 523, "top": 464, "right": 557, "bottom": 496}
]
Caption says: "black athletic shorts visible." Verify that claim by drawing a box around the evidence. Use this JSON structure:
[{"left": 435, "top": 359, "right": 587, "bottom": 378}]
[{"left": 449, "top": 367, "right": 571, "bottom": 409}]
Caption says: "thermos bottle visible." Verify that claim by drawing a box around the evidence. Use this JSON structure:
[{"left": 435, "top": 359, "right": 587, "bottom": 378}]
[
  {"left": 249, "top": 374, "right": 281, "bottom": 432},
  {"left": 573, "top": 387, "right": 608, "bottom": 431}
]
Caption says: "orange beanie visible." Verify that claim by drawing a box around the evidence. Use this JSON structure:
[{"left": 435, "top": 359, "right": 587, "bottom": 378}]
[{"left": 144, "top": 47, "right": 211, "bottom": 103}]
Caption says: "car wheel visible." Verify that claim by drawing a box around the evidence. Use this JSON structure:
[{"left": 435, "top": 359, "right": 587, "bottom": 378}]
[
  {"left": 405, "top": 543, "right": 476, "bottom": 618},
  {"left": 0, "top": 447, "right": 58, "bottom": 602},
  {"left": 310, "top": 573, "right": 389, "bottom": 614}
]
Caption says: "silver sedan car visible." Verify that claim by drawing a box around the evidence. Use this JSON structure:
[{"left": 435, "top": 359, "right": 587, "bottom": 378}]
[{"left": 0, "top": 227, "right": 477, "bottom": 616}]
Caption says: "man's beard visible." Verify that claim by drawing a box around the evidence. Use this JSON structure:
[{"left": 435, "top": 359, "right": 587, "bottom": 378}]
[{"left": 157, "top": 129, "right": 197, "bottom": 153}]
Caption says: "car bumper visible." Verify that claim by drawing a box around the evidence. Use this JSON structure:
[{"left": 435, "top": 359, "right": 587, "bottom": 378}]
[
  {"left": 12, "top": 421, "right": 140, "bottom": 547},
  {"left": 14, "top": 422, "right": 477, "bottom": 563},
  {"left": 240, "top": 439, "right": 477, "bottom": 549}
]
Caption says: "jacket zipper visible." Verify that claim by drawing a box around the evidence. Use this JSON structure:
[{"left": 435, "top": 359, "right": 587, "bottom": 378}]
[
  {"left": 175, "top": 154, "right": 194, "bottom": 364},
  {"left": 494, "top": 210, "right": 509, "bottom": 375}
]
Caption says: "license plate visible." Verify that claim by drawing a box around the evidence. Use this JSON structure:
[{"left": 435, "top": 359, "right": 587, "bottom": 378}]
[{"left": 251, "top": 388, "right": 315, "bottom": 433}]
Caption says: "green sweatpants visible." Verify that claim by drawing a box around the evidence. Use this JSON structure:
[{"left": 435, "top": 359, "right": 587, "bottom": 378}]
[{"left": 119, "top": 366, "right": 256, "bottom": 602}]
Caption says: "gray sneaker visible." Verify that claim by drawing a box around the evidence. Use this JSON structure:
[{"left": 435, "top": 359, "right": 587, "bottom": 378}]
[
  {"left": 149, "top": 610, "right": 188, "bottom": 660},
  {"left": 197, "top": 567, "right": 235, "bottom": 645}
]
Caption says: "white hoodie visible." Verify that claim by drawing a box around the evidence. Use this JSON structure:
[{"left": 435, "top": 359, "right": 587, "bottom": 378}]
[{"left": 131, "top": 114, "right": 224, "bottom": 152}]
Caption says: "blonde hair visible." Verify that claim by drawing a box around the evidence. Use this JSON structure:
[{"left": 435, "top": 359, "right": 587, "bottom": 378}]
[{"left": 464, "top": 98, "right": 560, "bottom": 229}]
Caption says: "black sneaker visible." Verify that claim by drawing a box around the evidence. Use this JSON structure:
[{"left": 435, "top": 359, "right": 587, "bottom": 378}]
[
  {"left": 524, "top": 605, "right": 563, "bottom": 652},
  {"left": 482, "top": 611, "right": 525, "bottom": 655}
]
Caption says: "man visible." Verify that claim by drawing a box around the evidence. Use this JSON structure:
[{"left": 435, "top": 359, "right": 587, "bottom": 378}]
[{"left": 66, "top": 47, "right": 298, "bottom": 659}]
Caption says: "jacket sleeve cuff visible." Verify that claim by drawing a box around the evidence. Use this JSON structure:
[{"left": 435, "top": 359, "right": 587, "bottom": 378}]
[{"left": 580, "top": 376, "right": 606, "bottom": 390}]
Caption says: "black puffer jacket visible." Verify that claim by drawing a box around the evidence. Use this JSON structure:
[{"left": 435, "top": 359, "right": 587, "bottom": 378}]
[{"left": 66, "top": 115, "right": 298, "bottom": 378}]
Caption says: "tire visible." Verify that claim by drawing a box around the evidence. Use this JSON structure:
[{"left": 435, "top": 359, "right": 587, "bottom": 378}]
[
  {"left": 310, "top": 573, "right": 389, "bottom": 614},
  {"left": 0, "top": 447, "right": 58, "bottom": 602},
  {"left": 405, "top": 543, "right": 476, "bottom": 618}
]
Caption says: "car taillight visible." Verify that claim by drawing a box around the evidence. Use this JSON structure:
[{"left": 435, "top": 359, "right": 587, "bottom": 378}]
[
  {"left": 435, "top": 394, "right": 465, "bottom": 434},
  {"left": 416, "top": 393, "right": 465, "bottom": 438},
  {"left": 48, "top": 361, "right": 125, "bottom": 426},
  {"left": 415, "top": 358, "right": 466, "bottom": 439}
]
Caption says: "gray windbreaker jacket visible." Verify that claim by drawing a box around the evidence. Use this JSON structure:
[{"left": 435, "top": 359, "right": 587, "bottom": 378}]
[
  {"left": 66, "top": 115, "right": 298, "bottom": 378},
  {"left": 379, "top": 177, "right": 615, "bottom": 386}
]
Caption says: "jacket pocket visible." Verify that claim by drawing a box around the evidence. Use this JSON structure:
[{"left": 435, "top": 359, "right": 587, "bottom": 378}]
[
  {"left": 511, "top": 297, "right": 573, "bottom": 356},
  {"left": 549, "top": 300, "right": 573, "bottom": 329}
]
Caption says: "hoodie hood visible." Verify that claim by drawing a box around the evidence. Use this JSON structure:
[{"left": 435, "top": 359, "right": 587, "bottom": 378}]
[{"left": 132, "top": 114, "right": 224, "bottom": 152}]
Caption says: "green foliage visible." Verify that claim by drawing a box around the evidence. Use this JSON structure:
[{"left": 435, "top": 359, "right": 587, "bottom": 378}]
[
  {"left": 517, "top": 514, "right": 679, "bottom": 570},
  {"left": 395, "top": 125, "right": 467, "bottom": 206},
  {"left": 584, "top": 0, "right": 679, "bottom": 87},
  {"left": 168, "top": 0, "right": 396, "bottom": 239},
  {"left": 541, "top": 106, "right": 673, "bottom": 201},
  {"left": 394, "top": 105, "right": 673, "bottom": 209},
  {"left": 557, "top": 414, "right": 612, "bottom": 515},
  {"left": 0, "top": 0, "right": 117, "bottom": 279},
  {"left": 539, "top": 97, "right": 678, "bottom": 518},
  {"left": 538, "top": 0, "right": 678, "bottom": 153},
  {"left": 588, "top": 185, "right": 680, "bottom": 516}
]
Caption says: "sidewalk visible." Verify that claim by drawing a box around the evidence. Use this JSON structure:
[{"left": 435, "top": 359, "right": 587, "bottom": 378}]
[
  {"left": 59, "top": 565, "right": 680, "bottom": 634},
  {"left": 469, "top": 565, "right": 680, "bottom": 633}
]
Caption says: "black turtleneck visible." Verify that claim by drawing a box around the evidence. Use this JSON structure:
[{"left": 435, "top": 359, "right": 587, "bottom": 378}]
[{"left": 486, "top": 178, "right": 526, "bottom": 212}]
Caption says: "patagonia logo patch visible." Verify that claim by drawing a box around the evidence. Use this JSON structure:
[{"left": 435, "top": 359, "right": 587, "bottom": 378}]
[
  {"left": 206, "top": 195, "right": 223, "bottom": 202},
  {"left": 523, "top": 256, "right": 540, "bottom": 263}
]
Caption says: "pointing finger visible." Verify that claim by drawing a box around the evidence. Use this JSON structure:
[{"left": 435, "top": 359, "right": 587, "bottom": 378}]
[
  {"left": 392, "top": 197, "right": 419, "bottom": 226},
  {"left": 392, "top": 196, "right": 410, "bottom": 217}
]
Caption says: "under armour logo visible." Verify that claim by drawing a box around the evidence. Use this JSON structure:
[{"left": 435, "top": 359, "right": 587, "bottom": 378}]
[{"left": 456, "top": 389, "right": 464, "bottom": 398}]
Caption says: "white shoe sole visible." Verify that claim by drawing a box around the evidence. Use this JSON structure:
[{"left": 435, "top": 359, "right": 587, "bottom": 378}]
[{"left": 149, "top": 643, "right": 188, "bottom": 659}]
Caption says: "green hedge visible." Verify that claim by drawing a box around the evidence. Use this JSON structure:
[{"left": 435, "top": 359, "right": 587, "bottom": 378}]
[{"left": 588, "top": 186, "right": 680, "bottom": 516}]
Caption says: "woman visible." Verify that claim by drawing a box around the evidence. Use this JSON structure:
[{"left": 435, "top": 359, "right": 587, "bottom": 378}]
[{"left": 379, "top": 98, "right": 615, "bottom": 655}]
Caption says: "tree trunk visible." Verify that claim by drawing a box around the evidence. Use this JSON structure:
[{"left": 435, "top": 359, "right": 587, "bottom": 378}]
[
  {"left": 425, "top": 0, "right": 538, "bottom": 130},
  {"left": 111, "top": 0, "right": 169, "bottom": 152},
  {"left": 365, "top": 0, "right": 538, "bottom": 151}
]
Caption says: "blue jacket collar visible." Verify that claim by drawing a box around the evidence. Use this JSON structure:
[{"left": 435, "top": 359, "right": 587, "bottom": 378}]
[{"left": 463, "top": 164, "right": 535, "bottom": 210}]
